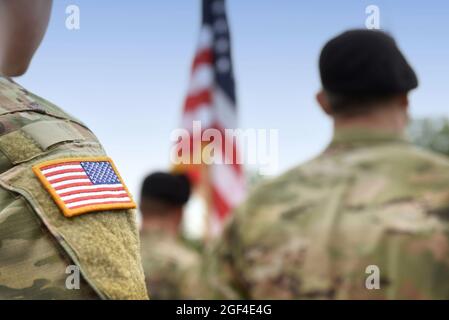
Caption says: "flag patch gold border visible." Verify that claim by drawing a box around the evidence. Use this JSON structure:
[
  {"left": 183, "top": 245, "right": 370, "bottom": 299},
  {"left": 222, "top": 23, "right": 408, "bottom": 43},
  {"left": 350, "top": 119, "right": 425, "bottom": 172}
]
[{"left": 32, "top": 156, "right": 136, "bottom": 218}]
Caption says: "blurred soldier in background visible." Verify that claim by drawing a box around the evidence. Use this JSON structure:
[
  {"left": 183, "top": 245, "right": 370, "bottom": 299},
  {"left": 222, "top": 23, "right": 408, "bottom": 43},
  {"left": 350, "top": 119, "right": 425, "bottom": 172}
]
[
  {"left": 205, "top": 29, "right": 449, "bottom": 299},
  {"left": 140, "top": 172, "right": 204, "bottom": 299},
  {"left": 0, "top": 0, "right": 148, "bottom": 299}
]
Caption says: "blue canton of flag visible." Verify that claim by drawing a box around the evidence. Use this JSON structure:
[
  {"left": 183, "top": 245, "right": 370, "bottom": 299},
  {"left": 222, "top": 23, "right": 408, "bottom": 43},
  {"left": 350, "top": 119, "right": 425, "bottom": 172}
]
[{"left": 81, "top": 161, "right": 121, "bottom": 185}]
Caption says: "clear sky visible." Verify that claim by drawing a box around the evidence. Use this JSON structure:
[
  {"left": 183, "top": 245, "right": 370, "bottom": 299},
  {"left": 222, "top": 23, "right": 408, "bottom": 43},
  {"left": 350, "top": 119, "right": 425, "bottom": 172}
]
[{"left": 18, "top": 0, "right": 449, "bottom": 197}]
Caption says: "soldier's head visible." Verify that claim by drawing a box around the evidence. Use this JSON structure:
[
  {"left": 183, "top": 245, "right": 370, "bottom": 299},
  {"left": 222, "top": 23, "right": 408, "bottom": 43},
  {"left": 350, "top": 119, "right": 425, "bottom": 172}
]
[
  {"left": 0, "top": 0, "right": 53, "bottom": 77},
  {"left": 316, "top": 29, "right": 418, "bottom": 133},
  {"left": 139, "top": 172, "right": 191, "bottom": 234}
]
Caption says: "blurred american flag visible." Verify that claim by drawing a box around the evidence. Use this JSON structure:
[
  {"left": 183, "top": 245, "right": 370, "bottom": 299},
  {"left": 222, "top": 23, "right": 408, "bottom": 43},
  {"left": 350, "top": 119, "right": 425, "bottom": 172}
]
[{"left": 178, "top": 0, "right": 246, "bottom": 235}]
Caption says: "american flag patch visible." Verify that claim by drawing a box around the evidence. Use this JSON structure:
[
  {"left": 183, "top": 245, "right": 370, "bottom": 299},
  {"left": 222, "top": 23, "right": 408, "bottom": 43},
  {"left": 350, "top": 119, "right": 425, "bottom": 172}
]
[{"left": 33, "top": 157, "right": 136, "bottom": 217}]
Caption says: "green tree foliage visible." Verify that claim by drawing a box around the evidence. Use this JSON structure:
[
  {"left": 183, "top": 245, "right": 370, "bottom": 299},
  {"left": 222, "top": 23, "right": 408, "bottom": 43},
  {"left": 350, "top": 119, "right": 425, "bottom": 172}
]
[{"left": 408, "top": 117, "right": 449, "bottom": 156}]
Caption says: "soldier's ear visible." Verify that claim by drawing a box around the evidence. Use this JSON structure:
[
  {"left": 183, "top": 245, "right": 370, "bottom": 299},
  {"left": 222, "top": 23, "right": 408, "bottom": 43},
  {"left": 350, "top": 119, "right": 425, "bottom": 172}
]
[
  {"left": 316, "top": 90, "right": 333, "bottom": 116},
  {"left": 397, "top": 93, "right": 409, "bottom": 111}
]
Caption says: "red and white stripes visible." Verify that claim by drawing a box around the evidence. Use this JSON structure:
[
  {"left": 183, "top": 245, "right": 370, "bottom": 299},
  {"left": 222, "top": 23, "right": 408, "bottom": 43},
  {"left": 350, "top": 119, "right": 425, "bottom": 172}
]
[
  {"left": 40, "top": 161, "right": 131, "bottom": 210},
  {"left": 180, "top": 19, "right": 245, "bottom": 233}
]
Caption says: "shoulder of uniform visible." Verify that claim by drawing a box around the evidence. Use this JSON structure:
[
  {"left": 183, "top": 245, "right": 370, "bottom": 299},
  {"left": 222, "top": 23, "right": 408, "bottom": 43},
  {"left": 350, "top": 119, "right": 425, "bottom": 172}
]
[
  {"left": 403, "top": 144, "right": 449, "bottom": 167},
  {"left": 393, "top": 144, "right": 449, "bottom": 184},
  {"left": 0, "top": 78, "right": 104, "bottom": 172},
  {"left": 143, "top": 234, "right": 199, "bottom": 269},
  {"left": 0, "top": 77, "right": 22, "bottom": 96},
  {"left": 245, "top": 154, "right": 346, "bottom": 205},
  {"left": 236, "top": 166, "right": 312, "bottom": 223},
  {"left": 0, "top": 116, "right": 102, "bottom": 176},
  {"left": 0, "top": 77, "right": 46, "bottom": 113},
  {"left": 0, "top": 77, "right": 86, "bottom": 125},
  {"left": 345, "top": 141, "right": 449, "bottom": 164}
]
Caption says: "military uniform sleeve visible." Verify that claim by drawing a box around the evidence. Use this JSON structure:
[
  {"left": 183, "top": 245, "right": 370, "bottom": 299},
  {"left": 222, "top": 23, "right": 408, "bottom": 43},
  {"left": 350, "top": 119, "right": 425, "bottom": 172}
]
[
  {"left": 387, "top": 227, "right": 449, "bottom": 299},
  {"left": 203, "top": 205, "right": 251, "bottom": 300},
  {"left": 348, "top": 221, "right": 449, "bottom": 299},
  {"left": 0, "top": 187, "right": 99, "bottom": 299},
  {"left": 204, "top": 175, "right": 310, "bottom": 300},
  {"left": 0, "top": 78, "right": 149, "bottom": 300}
]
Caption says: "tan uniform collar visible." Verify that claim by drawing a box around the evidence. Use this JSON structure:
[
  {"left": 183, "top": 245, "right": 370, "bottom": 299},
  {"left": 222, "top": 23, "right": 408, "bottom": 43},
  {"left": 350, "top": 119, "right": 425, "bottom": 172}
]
[
  {"left": 327, "top": 128, "right": 408, "bottom": 151},
  {"left": 140, "top": 228, "right": 184, "bottom": 243}
]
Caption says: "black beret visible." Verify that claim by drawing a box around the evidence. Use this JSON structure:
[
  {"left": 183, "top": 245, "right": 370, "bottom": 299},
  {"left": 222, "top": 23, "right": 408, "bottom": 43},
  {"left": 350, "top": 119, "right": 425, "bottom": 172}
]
[
  {"left": 141, "top": 172, "right": 191, "bottom": 206},
  {"left": 319, "top": 29, "right": 418, "bottom": 96}
]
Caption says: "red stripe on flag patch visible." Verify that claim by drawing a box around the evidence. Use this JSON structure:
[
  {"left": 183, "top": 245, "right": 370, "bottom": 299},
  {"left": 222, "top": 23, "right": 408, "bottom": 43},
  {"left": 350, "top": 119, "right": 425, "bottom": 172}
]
[
  {"left": 59, "top": 187, "right": 126, "bottom": 197},
  {"left": 44, "top": 168, "right": 85, "bottom": 177}
]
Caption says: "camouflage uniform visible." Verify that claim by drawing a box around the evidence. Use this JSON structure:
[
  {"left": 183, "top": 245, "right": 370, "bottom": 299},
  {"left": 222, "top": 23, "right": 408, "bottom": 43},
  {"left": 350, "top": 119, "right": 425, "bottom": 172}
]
[
  {"left": 205, "top": 129, "right": 449, "bottom": 299},
  {"left": 0, "top": 77, "right": 148, "bottom": 300},
  {"left": 141, "top": 230, "right": 204, "bottom": 299}
]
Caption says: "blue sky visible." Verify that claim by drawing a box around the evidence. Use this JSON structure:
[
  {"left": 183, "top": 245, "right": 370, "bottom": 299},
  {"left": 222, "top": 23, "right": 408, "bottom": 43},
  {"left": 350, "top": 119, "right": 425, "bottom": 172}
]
[{"left": 18, "top": 0, "right": 449, "bottom": 196}]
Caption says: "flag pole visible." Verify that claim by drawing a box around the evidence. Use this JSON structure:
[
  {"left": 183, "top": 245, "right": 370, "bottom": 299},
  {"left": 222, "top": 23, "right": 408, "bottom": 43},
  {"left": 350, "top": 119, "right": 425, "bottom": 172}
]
[{"left": 201, "top": 163, "right": 212, "bottom": 244}]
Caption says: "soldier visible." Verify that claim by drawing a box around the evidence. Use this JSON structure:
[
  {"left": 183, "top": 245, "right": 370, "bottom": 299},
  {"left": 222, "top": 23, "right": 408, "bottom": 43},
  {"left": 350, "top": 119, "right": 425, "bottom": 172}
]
[
  {"left": 139, "top": 172, "right": 203, "bottom": 299},
  {"left": 0, "top": 0, "right": 148, "bottom": 299},
  {"left": 205, "top": 29, "right": 449, "bottom": 299}
]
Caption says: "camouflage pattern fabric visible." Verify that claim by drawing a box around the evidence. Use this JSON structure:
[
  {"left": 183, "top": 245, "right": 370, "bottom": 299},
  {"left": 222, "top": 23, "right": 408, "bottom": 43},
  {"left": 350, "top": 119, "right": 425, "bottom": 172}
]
[
  {"left": 141, "top": 230, "right": 204, "bottom": 299},
  {"left": 0, "top": 188, "right": 98, "bottom": 299},
  {"left": 0, "top": 77, "right": 148, "bottom": 300},
  {"left": 205, "top": 129, "right": 449, "bottom": 299}
]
